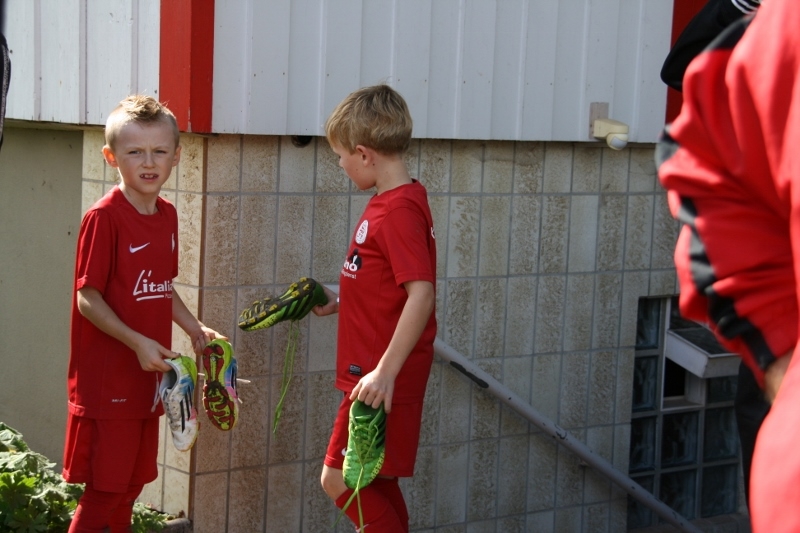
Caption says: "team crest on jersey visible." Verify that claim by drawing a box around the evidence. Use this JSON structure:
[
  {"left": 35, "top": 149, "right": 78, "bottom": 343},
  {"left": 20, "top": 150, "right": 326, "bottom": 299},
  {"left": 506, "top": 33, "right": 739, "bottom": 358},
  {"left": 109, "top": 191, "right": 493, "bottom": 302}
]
[{"left": 355, "top": 220, "right": 368, "bottom": 244}]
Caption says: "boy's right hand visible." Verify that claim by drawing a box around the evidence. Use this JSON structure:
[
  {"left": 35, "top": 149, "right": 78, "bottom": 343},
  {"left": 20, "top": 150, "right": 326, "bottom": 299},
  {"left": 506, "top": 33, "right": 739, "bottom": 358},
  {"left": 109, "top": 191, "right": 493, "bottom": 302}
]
[
  {"left": 76, "top": 287, "right": 177, "bottom": 373},
  {"left": 133, "top": 336, "right": 178, "bottom": 373}
]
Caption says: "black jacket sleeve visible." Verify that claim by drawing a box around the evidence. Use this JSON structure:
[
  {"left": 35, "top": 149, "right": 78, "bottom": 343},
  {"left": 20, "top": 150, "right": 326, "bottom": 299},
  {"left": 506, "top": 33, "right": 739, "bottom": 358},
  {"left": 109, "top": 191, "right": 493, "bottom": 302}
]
[{"left": 661, "top": 0, "right": 759, "bottom": 92}]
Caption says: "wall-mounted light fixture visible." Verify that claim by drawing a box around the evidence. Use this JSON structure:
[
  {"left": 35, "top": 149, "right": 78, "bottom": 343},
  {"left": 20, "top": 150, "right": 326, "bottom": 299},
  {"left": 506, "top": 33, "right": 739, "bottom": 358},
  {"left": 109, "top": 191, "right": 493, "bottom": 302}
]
[{"left": 592, "top": 118, "right": 629, "bottom": 150}]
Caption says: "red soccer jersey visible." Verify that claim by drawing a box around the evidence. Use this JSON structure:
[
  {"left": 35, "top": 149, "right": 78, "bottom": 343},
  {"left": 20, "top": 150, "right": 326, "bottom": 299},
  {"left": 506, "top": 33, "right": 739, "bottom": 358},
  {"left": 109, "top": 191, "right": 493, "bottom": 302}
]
[
  {"left": 336, "top": 180, "right": 437, "bottom": 403},
  {"left": 68, "top": 186, "right": 178, "bottom": 419}
]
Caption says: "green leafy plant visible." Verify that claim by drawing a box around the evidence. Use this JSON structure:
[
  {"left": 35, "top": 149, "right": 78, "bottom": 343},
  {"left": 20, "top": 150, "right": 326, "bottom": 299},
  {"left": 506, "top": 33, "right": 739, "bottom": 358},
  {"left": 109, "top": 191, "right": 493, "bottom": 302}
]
[
  {"left": 132, "top": 502, "right": 169, "bottom": 533},
  {"left": 0, "top": 423, "right": 168, "bottom": 533}
]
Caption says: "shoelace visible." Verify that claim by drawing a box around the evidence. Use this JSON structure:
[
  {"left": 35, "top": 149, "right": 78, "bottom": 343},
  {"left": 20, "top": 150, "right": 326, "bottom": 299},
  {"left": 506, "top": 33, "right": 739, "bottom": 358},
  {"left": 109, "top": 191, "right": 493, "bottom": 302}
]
[
  {"left": 353, "top": 430, "right": 378, "bottom": 465},
  {"left": 353, "top": 413, "right": 383, "bottom": 443},
  {"left": 272, "top": 320, "right": 299, "bottom": 434},
  {"left": 151, "top": 373, "right": 160, "bottom": 413}
]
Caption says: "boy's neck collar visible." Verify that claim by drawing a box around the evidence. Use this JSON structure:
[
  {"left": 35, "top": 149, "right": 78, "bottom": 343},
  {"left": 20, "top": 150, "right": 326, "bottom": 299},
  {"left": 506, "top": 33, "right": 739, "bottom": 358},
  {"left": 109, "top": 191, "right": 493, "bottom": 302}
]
[
  {"left": 375, "top": 175, "right": 414, "bottom": 195},
  {"left": 373, "top": 157, "right": 414, "bottom": 195},
  {"left": 120, "top": 186, "right": 159, "bottom": 215}
]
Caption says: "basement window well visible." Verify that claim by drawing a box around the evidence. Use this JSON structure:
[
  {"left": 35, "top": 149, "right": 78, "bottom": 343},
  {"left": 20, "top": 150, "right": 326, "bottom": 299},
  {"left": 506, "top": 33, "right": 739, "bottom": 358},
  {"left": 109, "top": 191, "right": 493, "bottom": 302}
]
[{"left": 628, "top": 297, "right": 741, "bottom": 528}]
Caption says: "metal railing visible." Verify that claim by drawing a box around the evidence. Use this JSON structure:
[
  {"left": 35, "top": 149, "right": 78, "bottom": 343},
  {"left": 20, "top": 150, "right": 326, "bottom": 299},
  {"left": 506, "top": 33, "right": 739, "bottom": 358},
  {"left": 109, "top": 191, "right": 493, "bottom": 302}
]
[{"left": 433, "top": 338, "right": 701, "bottom": 533}]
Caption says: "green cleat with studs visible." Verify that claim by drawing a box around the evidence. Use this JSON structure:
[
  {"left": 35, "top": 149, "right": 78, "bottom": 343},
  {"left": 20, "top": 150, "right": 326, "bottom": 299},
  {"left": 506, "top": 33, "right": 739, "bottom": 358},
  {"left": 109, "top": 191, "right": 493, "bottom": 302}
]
[{"left": 237, "top": 277, "right": 328, "bottom": 331}]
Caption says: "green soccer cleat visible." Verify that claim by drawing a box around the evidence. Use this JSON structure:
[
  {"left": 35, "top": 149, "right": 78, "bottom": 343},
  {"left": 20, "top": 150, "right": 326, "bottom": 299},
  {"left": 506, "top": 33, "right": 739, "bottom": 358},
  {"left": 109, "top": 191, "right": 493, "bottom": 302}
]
[
  {"left": 343, "top": 400, "right": 386, "bottom": 490},
  {"left": 160, "top": 355, "right": 199, "bottom": 452},
  {"left": 201, "top": 339, "right": 240, "bottom": 431},
  {"left": 237, "top": 277, "right": 328, "bottom": 331},
  {"left": 334, "top": 400, "right": 387, "bottom": 530}
]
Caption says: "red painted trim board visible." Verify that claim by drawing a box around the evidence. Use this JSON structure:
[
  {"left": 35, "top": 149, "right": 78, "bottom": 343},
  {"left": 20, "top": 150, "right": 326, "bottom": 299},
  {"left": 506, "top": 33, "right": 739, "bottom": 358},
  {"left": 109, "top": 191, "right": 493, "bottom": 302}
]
[
  {"left": 666, "top": 0, "right": 705, "bottom": 124},
  {"left": 159, "top": 0, "right": 214, "bottom": 133}
]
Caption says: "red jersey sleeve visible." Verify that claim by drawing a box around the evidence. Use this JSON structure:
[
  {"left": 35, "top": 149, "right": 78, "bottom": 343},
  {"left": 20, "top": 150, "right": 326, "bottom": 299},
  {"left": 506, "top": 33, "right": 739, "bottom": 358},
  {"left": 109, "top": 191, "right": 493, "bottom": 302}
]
[
  {"left": 74, "top": 208, "right": 114, "bottom": 294},
  {"left": 376, "top": 206, "right": 435, "bottom": 288}
]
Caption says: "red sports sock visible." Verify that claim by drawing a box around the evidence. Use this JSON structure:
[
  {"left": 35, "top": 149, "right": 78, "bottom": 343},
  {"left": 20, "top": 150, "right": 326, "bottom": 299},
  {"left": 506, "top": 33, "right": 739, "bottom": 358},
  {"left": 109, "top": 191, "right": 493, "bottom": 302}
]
[
  {"left": 69, "top": 483, "right": 126, "bottom": 533},
  {"left": 108, "top": 484, "right": 143, "bottom": 533},
  {"left": 371, "top": 477, "right": 409, "bottom": 532},
  {"left": 68, "top": 483, "right": 143, "bottom": 533},
  {"left": 335, "top": 485, "right": 404, "bottom": 533}
]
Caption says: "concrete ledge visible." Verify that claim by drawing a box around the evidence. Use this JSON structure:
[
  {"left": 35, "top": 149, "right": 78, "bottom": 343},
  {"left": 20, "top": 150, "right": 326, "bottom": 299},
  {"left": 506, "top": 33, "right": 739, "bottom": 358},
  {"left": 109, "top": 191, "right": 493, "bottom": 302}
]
[{"left": 156, "top": 518, "right": 192, "bottom": 533}]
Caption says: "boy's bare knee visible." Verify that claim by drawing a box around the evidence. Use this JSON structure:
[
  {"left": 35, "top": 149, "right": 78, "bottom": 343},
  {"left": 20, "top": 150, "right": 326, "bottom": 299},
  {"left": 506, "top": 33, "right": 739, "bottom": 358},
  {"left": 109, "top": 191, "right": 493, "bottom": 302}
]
[{"left": 320, "top": 465, "right": 347, "bottom": 501}]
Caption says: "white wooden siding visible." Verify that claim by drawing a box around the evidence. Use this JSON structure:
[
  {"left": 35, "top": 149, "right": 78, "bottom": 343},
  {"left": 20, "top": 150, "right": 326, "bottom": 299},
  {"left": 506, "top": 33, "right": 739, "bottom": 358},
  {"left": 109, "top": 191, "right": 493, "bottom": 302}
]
[
  {"left": 5, "top": 0, "right": 673, "bottom": 143},
  {"left": 4, "top": 0, "right": 160, "bottom": 126},
  {"left": 215, "top": 0, "right": 672, "bottom": 142}
]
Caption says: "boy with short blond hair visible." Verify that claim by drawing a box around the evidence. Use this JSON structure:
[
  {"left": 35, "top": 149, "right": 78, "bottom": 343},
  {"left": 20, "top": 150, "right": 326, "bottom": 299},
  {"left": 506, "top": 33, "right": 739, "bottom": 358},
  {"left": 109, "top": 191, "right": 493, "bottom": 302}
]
[
  {"left": 104, "top": 95, "right": 181, "bottom": 151},
  {"left": 64, "top": 95, "right": 225, "bottom": 532},
  {"left": 324, "top": 84, "right": 413, "bottom": 155},
  {"left": 313, "top": 84, "right": 437, "bottom": 532}
]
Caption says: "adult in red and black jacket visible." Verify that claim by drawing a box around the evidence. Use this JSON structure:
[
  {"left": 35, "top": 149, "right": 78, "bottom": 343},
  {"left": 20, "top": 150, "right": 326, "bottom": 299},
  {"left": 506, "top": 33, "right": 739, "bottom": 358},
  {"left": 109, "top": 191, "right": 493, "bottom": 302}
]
[
  {"left": 659, "top": 0, "right": 767, "bottom": 508},
  {"left": 657, "top": 2, "right": 800, "bottom": 530}
]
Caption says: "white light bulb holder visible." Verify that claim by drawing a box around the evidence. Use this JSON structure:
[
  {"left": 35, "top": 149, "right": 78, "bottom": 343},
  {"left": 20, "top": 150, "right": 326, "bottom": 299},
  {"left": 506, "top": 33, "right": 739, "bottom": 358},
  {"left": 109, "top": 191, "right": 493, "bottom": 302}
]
[{"left": 592, "top": 118, "right": 629, "bottom": 150}]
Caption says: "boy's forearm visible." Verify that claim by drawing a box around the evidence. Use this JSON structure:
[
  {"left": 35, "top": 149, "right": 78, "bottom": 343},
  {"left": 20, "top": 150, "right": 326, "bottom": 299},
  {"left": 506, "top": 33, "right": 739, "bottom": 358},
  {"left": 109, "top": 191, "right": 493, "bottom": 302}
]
[
  {"left": 77, "top": 287, "right": 145, "bottom": 352},
  {"left": 78, "top": 286, "right": 174, "bottom": 372},
  {"left": 172, "top": 290, "right": 204, "bottom": 337},
  {"left": 172, "top": 290, "right": 226, "bottom": 353},
  {"left": 376, "top": 280, "right": 435, "bottom": 377}
]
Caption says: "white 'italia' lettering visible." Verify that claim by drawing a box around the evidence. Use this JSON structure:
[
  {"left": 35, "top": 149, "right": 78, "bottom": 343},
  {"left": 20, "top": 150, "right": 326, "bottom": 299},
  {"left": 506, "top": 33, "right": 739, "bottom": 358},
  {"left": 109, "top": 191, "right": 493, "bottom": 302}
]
[{"left": 133, "top": 270, "right": 173, "bottom": 301}]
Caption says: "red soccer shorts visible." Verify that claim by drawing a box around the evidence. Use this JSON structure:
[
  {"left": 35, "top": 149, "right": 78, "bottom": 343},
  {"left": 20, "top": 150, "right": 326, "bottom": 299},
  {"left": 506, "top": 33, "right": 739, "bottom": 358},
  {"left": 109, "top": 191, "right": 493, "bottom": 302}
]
[{"left": 62, "top": 414, "right": 160, "bottom": 493}]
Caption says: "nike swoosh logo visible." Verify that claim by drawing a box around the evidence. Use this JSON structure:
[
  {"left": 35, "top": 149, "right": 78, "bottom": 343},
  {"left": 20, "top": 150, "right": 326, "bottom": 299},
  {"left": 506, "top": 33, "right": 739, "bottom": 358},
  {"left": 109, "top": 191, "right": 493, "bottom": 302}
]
[{"left": 129, "top": 243, "right": 150, "bottom": 253}]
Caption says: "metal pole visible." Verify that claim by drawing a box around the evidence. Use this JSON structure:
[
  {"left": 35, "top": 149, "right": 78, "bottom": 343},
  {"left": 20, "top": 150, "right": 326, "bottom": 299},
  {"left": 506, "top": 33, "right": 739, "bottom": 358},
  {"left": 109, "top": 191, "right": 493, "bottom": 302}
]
[{"left": 433, "top": 338, "right": 702, "bottom": 533}]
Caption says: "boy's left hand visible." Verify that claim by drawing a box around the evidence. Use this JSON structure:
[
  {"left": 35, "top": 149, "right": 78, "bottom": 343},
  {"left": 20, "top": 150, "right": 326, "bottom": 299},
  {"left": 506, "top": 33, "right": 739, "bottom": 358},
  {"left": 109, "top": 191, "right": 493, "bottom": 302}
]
[
  {"left": 192, "top": 327, "right": 228, "bottom": 355},
  {"left": 350, "top": 369, "right": 395, "bottom": 413},
  {"left": 311, "top": 285, "right": 340, "bottom": 317}
]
